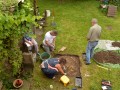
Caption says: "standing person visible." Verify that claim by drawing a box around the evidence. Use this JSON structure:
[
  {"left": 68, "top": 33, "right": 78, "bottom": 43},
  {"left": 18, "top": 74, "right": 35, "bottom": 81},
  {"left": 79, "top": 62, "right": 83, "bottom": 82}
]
[
  {"left": 86, "top": 18, "right": 102, "bottom": 65},
  {"left": 40, "top": 57, "right": 66, "bottom": 79},
  {"left": 42, "top": 30, "right": 58, "bottom": 54}
]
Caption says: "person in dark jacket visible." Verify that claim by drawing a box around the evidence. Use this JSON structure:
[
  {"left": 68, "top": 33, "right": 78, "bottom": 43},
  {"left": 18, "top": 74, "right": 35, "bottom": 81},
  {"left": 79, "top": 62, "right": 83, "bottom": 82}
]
[{"left": 40, "top": 57, "right": 66, "bottom": 79}]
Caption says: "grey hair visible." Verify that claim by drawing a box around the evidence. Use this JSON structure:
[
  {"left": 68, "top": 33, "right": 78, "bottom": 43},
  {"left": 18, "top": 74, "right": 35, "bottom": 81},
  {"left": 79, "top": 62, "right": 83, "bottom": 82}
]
[{"left": 91, "top": 18, "right": 98, "bottom": 23}]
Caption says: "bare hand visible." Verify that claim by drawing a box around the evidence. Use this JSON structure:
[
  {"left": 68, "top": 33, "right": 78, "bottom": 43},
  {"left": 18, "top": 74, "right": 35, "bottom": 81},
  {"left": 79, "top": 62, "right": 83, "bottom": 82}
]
[{"left": 64, "top": 73, "right": 67, "bottom": 75}]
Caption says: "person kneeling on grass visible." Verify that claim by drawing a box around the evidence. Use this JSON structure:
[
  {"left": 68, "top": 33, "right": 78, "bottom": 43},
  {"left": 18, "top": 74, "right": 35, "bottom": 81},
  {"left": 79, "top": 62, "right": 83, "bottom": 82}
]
[
  {"left": 42, "top": 30, "right": 58, "bottom": 55},
  {"left": 40, "top": 57, "right": 66, "bottom": 79}
]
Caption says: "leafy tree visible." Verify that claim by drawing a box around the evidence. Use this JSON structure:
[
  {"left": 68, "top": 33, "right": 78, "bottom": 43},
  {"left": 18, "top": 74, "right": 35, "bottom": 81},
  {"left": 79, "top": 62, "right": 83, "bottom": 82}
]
[
  {"left": 110, "top": 0, "right": 120, "bottom": 7},
  {"left": 0, "top": 0, "right": 18, "bottom": 11},
  {"left": 0, "top": 0, "right": 42, "bottom": 89}
]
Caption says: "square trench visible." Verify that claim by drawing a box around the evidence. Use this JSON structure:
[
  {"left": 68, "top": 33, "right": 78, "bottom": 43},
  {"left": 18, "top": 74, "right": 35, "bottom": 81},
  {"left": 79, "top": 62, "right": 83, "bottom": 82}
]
[{"left": 54, "top": 54, "right": 81, "bottom": 77}]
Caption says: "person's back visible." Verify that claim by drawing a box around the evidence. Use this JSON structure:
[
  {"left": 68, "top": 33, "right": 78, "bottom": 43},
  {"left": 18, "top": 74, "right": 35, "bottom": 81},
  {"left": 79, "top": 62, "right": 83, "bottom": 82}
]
[
  {"left": 88, "top": 24, "right": 101, "bottom": 42},
  {"left": 43, "top": 58, "right": 59, "bottom": 68},
  {"left": 86, "top": 18, "right": 102, "bottom": 65}
]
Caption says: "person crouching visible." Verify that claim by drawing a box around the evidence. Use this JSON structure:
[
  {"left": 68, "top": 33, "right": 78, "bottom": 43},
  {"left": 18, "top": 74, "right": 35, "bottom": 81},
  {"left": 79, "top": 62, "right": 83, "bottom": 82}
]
[{"left": 40, "top": 57, "right": 66, "bottom": 79}]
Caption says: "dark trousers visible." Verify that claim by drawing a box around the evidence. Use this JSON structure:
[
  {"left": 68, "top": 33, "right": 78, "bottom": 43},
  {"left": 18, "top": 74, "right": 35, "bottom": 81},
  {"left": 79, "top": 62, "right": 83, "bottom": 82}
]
[{"left": 41, "top": 68, "right": 57, "bottom": 78}]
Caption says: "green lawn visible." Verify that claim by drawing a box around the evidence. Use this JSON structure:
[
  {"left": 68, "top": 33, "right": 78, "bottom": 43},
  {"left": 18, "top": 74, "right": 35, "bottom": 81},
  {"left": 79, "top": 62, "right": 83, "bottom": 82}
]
[{"left": 32, "top": 0, "right": 120, "bottom": 90}]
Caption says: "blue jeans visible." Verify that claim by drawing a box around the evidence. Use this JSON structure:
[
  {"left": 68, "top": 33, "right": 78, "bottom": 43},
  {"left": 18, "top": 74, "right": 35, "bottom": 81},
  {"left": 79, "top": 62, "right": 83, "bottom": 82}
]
[{"left": 86, "top": 41, "right": 98, "bottom": 63}]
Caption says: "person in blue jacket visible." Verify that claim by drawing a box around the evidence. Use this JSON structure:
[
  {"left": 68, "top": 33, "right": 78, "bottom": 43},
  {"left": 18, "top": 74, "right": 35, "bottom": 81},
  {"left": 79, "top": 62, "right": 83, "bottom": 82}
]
[{"left": 40, "top": 57, "right": 66, "bottom": 79}]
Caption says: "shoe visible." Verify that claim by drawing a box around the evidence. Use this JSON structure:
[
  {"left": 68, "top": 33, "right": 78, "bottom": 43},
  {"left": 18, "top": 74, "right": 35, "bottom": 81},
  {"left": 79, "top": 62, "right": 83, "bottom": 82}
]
[
  {"left": 52, "top": 76, "right": 56, "bottom": 79},
  {"left": 86, "top": 63, "right": 90, "bottom": 65}
]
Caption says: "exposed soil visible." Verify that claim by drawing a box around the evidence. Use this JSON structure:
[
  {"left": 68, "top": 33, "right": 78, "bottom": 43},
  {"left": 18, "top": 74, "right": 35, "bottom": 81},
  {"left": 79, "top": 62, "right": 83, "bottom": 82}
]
[
  {"left": 93, "top": 51, "right": 120, "bottom": 64},
  {"left": 112, "top": 42, "right": 120, "bottom": 48},
  {"left": 54, "top": 54, "right": 81, "bottom": 77}
]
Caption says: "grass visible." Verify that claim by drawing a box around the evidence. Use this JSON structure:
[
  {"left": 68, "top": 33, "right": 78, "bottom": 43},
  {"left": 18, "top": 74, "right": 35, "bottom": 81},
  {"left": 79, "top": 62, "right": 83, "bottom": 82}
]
[{"left": 30, "top": 0, "right": 120, "bottom": 90}]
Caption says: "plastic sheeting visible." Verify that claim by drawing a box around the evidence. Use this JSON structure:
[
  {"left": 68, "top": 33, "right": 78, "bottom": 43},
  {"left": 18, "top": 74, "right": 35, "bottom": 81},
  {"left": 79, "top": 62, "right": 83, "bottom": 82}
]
[
  {"left": 93, "top": 40, "right": 120, "bottom": 68},
  {"left": 95, "top": 40, "right": 120, "bottom": 50}
]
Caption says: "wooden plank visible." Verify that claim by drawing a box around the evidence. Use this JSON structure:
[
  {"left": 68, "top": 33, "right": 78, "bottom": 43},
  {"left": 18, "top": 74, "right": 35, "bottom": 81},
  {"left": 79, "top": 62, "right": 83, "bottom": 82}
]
[
  {"left": 107, "top": 5, "right": 117, "bottom": 17},
  {"left": 22, "top": 52, "right": 33, "bottom": 65}
]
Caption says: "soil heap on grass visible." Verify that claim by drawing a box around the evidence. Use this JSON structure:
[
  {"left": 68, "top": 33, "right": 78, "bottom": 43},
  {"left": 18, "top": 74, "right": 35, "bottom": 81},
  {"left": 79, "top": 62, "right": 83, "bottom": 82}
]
[
  {"left": 93, "top": 51, "right": 120, "bottom": 64},
  {"left": 112, "top": 42, "right": 120, "bottom": 48}
]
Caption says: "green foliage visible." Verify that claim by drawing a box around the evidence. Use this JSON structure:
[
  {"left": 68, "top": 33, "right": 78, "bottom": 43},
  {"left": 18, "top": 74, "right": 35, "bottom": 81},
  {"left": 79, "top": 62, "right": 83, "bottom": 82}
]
[
  {"left": 0, "top": 13, "right": 23, "bottom": 80},
  {"left": 0, "top": 8, "right": 42, "bottom": 74},
  {"left": 1, "top": 0, "right": 18, "bottom": 6},
  {"left": 22, "top": 0, "right": 33, "bottom": 13},
  {"left": 110, "top": 0, "right": 120, "bottom": 7},
  {"left": 0, "top": 0, "right": 18, "bottom": 11},
  {"left": 0, "top": 72, "right": 14, "bottom": 89},
  {"left": 0, "top": 0, "right": 42, "bottom": 89},
  {"left": 89, "top": 82, "right": 100, "bottom": 90}
]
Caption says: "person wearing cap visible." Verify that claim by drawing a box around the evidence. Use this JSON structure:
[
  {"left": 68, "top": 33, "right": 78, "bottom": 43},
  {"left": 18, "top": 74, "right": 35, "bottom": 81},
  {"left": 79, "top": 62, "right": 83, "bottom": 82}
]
[
  {"left": 86, "top": 18, "right": 102, "bottom": 65},
  {"left": 42, "top": 30, "right": 58, "bottom": 54},
  {"left": 40, "top": 57, "right": 66, "bottom": 79},
  {"left": 23, "top": 33, "right": 39, "bottom": 54}
]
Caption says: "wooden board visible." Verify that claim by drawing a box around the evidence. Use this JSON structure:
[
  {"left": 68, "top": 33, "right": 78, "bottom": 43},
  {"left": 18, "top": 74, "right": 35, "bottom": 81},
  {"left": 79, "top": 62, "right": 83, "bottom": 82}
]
[{"left": 107, "top": 5, "right": 117, "bottom": 17}]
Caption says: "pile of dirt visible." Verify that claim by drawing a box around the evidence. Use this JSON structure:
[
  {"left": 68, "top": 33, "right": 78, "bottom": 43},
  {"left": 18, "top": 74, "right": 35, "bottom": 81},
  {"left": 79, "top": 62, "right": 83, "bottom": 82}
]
[
  {"left": 93, "top": 51, "right": 120, "bottom": 64},
  {"left": 112, "top": 42, "right": 120, "bottom": 48},
  {"left": 54, "top": 54, "right": 81, "bottom": 77}
]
